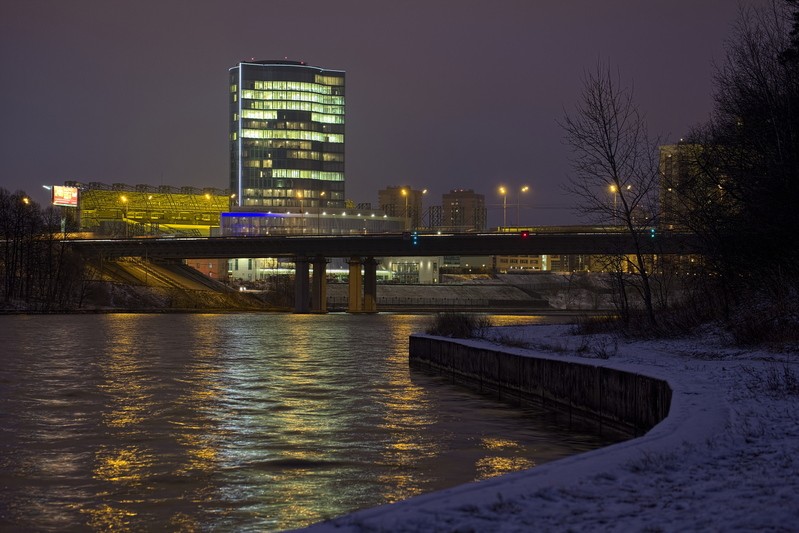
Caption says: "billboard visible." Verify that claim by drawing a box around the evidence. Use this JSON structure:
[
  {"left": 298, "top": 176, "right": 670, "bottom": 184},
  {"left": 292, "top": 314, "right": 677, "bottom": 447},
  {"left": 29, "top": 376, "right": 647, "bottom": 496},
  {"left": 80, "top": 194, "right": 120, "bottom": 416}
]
[{"left": 52, "top": 185, "right": 78, "bottom": 207}]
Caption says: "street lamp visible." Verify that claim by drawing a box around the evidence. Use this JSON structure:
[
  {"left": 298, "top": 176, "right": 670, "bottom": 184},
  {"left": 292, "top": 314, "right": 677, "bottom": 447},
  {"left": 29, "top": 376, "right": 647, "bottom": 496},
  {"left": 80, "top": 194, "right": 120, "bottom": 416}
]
[
  {"left": 317, "top": 191, "right": 325, "bottom": 234},
  {"left": 420, "top": 189, "right": 428, "bottom": 229},
  {"left": 498, "top": 186, "right": 507, "bottom": 230},
  {"left": 120, "top": 195, "right": 128, "bottom": 237},
  {"left": 297, "top": 191, "right": 305, "bottom": 233},
  {"left": 609, "top": 184, "right": 618, "bottom": 221},
  {"left": 516, "top": 185, "right": 529, "bottom": 227},
  {"left": 401, "top": 188, "right": 409, "bottom": 230}
]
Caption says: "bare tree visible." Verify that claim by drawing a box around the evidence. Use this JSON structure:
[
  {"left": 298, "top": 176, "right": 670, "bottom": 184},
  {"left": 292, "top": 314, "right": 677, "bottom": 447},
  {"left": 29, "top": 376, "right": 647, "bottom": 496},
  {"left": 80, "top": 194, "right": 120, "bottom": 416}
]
[{"left": 560, "top": 62, "right": 661, "bottom": 327}]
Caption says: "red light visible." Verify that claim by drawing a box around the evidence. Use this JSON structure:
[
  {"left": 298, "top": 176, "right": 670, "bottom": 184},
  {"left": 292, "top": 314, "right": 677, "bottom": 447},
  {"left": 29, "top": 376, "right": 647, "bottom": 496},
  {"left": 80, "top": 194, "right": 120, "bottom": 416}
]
[{"left": 520, "top": 231, "right": 530, "bottom": 238}]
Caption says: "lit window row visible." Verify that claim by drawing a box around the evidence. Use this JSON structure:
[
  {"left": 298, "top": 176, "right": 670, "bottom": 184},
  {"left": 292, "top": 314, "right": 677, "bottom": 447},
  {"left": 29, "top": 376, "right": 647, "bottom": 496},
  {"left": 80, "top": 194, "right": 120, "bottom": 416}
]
[
  {"left": 252, "top": 80, "right": 342, "bottom": 94},
  {"left": 314, "top": 75, "right": 344, "bottom": 86},
  {"left": 287, "top": 150, "right": 321, "bottom": 161},
  {"left": 311, "top": 113, "right": 344, "bottom": 124},
  {"left": 272, "top": 169, "right": 344, "bottom": 181},
  {"left": 241, "top": 90, "right": 344, "bottom": 106},
  {"left": 244, "top": 149, "right": 337, "bottom": 165},
  {"left": 241, "top": 129, "right": 344, "bottom": 143},
  {"left": 246, "top": 120, "right": 344, "bottom": 131},
  {"left": 241, "top": 109, "right": 278, "bottom": 120},
  {"left": 247, "top": 100, "right": 343, "bottom": 115},
  {"left": 243, "top": 188, "right": 328, "bottom": 199},
  {"left": 245, "top": 160, "right": 273, "bottom": 168},
  {"left": 255, "top": 140, "right": 313, "bottom": 150},
  {"left": 241, "top": 188, "right": 342, "bottom": 199}
]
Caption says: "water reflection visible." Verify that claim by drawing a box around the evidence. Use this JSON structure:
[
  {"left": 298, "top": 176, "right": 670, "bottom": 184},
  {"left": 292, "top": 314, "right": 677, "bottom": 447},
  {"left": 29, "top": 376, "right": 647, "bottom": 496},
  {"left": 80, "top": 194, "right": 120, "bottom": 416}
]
[
  {"left": 0, "top": 313, "right": 615, "bottom": 531},
  {"left": 475, "top": 437, "right": 536, "bottom": 480}
]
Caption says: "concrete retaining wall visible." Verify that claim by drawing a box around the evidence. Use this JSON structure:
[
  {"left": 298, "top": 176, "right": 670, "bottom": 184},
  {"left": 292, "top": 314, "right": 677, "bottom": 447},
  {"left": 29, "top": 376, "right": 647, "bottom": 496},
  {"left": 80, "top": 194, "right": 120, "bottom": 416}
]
[{"left": 409, "top": 335, "right": 672, "bottom": 436}]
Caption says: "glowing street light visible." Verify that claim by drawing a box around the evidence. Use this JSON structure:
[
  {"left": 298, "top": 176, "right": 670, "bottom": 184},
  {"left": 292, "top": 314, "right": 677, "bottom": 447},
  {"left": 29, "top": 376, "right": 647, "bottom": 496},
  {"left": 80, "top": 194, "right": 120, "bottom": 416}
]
[
  {"left": 516, "top": 185, "right": 529, "bottom": 227},
  {"left": 498, "top": 186, "right": 507, "bottom": 230},
  {"left": 120, "top": 195, "right": 129, "bottom": 237}
]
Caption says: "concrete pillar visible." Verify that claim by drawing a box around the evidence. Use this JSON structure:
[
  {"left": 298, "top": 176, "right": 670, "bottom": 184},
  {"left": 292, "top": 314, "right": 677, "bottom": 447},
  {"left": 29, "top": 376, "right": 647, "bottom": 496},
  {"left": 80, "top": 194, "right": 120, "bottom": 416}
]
[
  {"left": 347, "top": 256, "right": 362, "bottom": 313},
  {"left": 311, "top": 255, "right": 328, "bottom": 313},
  {"left": 363, "top": 257, "right": 378, "bottom": 313},
  {"left": 294, "top": 256, "right": 310, "bottom": 313}
]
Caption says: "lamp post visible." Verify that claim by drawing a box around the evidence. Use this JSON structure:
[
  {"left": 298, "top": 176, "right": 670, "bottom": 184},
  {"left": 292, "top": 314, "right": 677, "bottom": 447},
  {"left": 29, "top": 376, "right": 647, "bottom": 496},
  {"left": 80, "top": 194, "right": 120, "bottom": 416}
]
[
  {"left": 516, "top": 185, "right": 529, "bottom": 227},
  {"left": 401, "top": 188, "right": 409, "bottom": 230},
  {"left": 498, "top": 186, "right": 507, "bottom": 230},
  {"left": 317, "top": 191, "right": 325, "bottom": 234},
  {"left": 609, "top": 184, "right": 618, "bottom": 221},
  {"left": 421, "top": 189, "right": 427, "bottom": 229},
  {"left": 120, "top": 195, "right": 128, "bottom": 237},
  {"left": 296, "top": 191, "right": 305, "bottom": 234}
]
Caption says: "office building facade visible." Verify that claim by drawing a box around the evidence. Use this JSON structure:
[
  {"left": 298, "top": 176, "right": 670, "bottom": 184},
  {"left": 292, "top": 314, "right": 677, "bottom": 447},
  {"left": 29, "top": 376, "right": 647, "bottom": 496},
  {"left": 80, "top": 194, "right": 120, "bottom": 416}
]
[{"left": 229, "top": 60, "right": 345, "bottom": 209}]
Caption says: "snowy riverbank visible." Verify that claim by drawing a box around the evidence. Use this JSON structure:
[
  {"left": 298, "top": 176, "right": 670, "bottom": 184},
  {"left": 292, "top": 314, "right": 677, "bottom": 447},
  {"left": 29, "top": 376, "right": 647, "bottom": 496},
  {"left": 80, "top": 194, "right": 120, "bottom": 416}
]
[{"left": 303, "top": 324, "right": 799, "bottom": 532}]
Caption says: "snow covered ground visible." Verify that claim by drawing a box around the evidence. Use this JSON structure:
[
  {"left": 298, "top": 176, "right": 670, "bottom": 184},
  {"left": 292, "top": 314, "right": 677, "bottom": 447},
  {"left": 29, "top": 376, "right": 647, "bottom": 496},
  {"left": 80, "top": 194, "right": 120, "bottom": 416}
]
[{"left": 302, "top": 324, "right": 799, "bottom": 532}]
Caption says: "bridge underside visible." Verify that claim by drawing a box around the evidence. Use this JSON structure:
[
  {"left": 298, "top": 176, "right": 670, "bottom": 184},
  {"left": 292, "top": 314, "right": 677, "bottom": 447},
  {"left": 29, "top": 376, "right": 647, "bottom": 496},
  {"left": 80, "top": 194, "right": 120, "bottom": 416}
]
[{"left": 68, "top": 231, "right": 700, "bottom": 314}]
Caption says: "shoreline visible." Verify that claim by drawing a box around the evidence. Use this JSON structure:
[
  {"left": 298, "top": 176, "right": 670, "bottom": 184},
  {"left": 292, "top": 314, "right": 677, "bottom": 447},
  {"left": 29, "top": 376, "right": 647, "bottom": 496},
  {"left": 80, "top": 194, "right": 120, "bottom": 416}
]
[
  {"left": 300, "top": 324, "right": 798, "bottom": 531},
  {"left": 0, "top": 307, "right": 605, "bottom": 316}
]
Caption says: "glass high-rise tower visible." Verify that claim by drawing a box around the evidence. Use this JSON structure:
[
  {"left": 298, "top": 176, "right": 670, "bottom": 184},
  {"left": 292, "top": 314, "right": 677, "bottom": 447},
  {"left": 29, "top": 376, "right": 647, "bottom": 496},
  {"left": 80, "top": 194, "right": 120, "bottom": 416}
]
[{"left": 229, "top": 60, "right": 345, "bottom": 209}]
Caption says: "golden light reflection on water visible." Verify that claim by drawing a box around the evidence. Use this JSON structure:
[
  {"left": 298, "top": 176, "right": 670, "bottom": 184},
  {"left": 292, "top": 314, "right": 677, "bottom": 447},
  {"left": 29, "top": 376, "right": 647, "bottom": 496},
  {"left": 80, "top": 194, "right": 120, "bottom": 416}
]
[
  {"left": 99, "top": 315, "right": 154, "bottom": 431},
  {"left": 173, "top": 316, "right": 225, "bottom": 476},
  {"left": 94, "top": 445, "right": 154, "bottom": 485},
  {"left": 475, "top": 456, "right": 536, "bottom": 480},
  {"left": 377, "top": 316, "right": 440, "bottom": 503},
  {"left": 93, "top": 314, "right": 226, "bottom": 528},
  {"left": 2, "top": 312, "right": 606, "bottom": 532},
  {"left": 474, "top": 436, "right": 536, "bottom": 480},
  {"left": 81, "top": 503, "right": 137, "bottom": 531}
]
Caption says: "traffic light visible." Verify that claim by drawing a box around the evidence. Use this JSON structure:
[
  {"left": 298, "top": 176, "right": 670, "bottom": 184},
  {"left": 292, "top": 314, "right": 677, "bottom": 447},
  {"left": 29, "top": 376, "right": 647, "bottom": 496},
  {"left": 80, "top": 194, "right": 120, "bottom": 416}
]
[
  {"left": 411, "top": 231, "right": 419, "bottom": 246},
  {"left": 650, "top": 227, "right": 656, "bottom": 238},
  {"left": 520, "top": 230, "right": 530, "bottom": 239}
]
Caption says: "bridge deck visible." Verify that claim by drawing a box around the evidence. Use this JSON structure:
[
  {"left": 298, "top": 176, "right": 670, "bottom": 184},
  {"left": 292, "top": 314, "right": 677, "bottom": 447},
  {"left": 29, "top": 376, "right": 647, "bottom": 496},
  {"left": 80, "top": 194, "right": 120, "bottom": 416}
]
[{"left": 67, "top": 232, "right": 698, "bottom": 259}]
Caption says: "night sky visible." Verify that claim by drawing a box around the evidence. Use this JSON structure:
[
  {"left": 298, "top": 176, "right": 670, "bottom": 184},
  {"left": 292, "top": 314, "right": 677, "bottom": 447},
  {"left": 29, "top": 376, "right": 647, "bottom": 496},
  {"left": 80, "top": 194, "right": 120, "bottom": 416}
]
[{"left": 0, "top": 0, "right": 772, "bottom": 226}]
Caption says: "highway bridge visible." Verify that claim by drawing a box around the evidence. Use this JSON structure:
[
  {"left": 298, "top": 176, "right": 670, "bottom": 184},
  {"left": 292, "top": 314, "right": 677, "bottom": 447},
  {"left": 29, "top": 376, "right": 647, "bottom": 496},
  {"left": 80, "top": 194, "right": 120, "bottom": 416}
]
[
  {"left": 66, "top": 230, "right": 698, "bottom": 260},
  {"left": 67, "top": 231, "right": 699, "bottom": 314}
]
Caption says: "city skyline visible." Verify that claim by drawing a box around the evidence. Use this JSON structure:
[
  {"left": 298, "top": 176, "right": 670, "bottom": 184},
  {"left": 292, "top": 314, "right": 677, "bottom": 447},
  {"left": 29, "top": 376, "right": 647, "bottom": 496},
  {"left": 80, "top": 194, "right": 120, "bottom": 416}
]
[{"left": 0, "top": 0, "right": 773, "bottom": 227}]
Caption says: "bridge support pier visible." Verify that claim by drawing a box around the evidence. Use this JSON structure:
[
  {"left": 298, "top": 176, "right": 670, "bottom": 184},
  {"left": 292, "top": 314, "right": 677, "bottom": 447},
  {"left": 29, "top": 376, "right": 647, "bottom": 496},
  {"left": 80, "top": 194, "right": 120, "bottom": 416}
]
[
  {"left": 294, "top": 257, "right": 310, "bottom": 313},
  {"left": 347, "top": 256, "right": 378, "bottom": 313},
  {"left": 363, "top": 257, "right": 377, "bottom": 313},
  {"left": 347, "top": 257, "right": 362, "bottom": 313},
  {"left": 311, "top": 255, "right": 328, "bottom": 313}
]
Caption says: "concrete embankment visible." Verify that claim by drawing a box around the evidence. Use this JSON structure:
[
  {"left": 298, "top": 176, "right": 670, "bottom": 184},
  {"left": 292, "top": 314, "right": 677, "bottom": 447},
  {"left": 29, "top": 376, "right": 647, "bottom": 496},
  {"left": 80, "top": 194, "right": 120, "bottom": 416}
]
[
  {"left": 325, "top": 282, "right": 552, "bottom": 312},
  {"left": 409, "top": 335, "right": 672, "bottom": 436}
]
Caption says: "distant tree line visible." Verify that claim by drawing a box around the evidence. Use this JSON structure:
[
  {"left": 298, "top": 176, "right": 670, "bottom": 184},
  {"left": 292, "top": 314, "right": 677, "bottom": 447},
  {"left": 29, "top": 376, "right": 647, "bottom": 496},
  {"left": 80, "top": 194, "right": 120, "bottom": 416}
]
[
  {"left": 677, "top": 0, "right": 799, "bottom": 304},
  {"left": 0, "top": 188, "right": 85, "bottom": 310},
  {"left": 563, "top": 0, "right": 799, "bottom": 342}
]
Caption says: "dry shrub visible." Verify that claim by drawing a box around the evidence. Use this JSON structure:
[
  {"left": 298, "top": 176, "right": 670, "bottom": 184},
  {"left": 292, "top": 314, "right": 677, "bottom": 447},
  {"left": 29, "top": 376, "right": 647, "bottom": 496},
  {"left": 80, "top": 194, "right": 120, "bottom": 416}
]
[{"left": 425, "top": 312, "right": 492, "bottom": 338}]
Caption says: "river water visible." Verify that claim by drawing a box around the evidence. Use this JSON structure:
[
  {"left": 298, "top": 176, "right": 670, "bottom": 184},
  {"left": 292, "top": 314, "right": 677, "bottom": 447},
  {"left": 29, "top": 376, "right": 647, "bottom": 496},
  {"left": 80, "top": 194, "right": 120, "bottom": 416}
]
[{"left": 0, "top": 313, "right": 615, "bottom": 531}]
